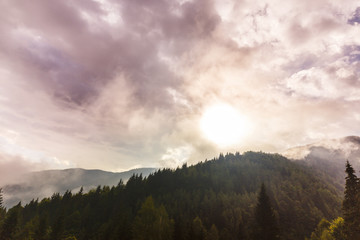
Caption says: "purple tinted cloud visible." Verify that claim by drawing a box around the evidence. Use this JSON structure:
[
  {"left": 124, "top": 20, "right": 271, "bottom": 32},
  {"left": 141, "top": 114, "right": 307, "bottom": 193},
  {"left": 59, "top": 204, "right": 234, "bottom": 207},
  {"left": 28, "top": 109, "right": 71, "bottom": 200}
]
[
  {"left": 348, "top": 7, "right": 360, "bottom": 25},
  {"left": 0, "top": 0, "right": 220, "bottom": 109},
  {"left": 0, "top": 0, "right": 360, "bottom": 173}
]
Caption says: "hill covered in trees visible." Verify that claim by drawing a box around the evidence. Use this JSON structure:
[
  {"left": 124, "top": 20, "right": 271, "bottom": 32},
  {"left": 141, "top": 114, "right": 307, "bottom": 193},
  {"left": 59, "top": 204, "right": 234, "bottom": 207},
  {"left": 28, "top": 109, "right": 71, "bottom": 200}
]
[
  {"left": 284, "top": 136, "right": 360, "bottom": 189},
  {"left": 0, "top": 152, "right": 343, "bottom": 240},
  {"left": 2, "top": 168, "right": 157, "bottom": 208}
]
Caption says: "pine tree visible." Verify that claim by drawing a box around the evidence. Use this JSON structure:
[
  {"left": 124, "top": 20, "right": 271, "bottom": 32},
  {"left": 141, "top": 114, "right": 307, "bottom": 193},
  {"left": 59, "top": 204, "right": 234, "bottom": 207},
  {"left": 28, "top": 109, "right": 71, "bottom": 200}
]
[
  {"left": 34, "top": 215, "right": 48, "bottom": 240},
  {"left": 207, "top": 224, "right": 219, "bottom": 240},
  {"left": 254, "top": 183, "right": 280, "bottom": 240},
  {"left": 190, "top": 216, "right": 206, "bottom": 240},
  {"left": 0, "top": 188, "right": 5, "bottom": 221},
  {"left": 0, "top": 204, "right": 20, "bottom": 240},
  {"left": 132, "top": 196, "right": 174, "bottom": 240},
  {"left": 342, "top": 161, "right": 360, "bottom": 238},
  {"left": 0, "top": 189, "right": 3, "bottom": 209},
  {"left": 50, "top": 215, "right": 65, "bottom": 240}
]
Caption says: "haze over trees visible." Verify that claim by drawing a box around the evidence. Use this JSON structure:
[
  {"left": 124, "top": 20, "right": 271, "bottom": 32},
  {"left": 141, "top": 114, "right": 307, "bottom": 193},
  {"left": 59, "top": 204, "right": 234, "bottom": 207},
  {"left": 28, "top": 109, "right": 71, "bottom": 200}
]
[
  {"left": 0, "top": 152, "right": 347, "bottom": 240},
  {"left": 308, "top": 161, "right": 360, "bottom": 240}
]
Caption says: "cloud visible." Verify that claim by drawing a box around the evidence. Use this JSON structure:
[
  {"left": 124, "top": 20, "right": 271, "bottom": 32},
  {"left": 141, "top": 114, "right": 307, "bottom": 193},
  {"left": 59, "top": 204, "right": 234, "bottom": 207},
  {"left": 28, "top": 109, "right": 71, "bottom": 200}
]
[
  {"left": 0, "top": 152, "right": 42, "bottom": 186},
  {"left": 0, "top": 0, "right": 360, "bottom": 170},
  {"left": 348, "top": 7, "right": 360, "bottom": 25},
  {"left": 160, "top": 146, "right": 193, "bottom": 168},
  {"left": 0, "top": 0, "right": 220, "bottom": 108}
]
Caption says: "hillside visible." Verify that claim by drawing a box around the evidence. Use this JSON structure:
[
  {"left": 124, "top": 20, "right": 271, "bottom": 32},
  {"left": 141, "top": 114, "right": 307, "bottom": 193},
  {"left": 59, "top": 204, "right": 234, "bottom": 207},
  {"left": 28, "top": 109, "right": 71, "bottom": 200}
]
[
  {"left": 0, "top": 152, "right": 342, "bottom": 240},
  {"left": 2, "top": 168, "right": 156, "bottom": 208},
  {"left": 283, "top": 136, "right": 360, "bottom": 188}
]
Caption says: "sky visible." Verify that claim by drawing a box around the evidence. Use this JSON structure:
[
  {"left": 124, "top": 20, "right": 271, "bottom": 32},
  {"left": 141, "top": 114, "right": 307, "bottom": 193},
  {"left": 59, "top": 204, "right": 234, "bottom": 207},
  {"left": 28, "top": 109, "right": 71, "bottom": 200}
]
[{"left": 0, "top": 0, "right": 360, "bottom": 176}]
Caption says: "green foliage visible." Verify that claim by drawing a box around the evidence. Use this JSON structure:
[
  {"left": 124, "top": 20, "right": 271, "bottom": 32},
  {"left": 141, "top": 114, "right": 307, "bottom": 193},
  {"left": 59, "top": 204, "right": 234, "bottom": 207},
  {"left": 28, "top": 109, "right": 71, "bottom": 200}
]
[
  {"left": 34, "top": 215, "right": 49, "bottom": 240},
  {"left": 0, "top": 189, "right": 3, "bottom": 209},
  {"left": 0, "top": 152, "right": 342, "bottom": 240},
  {"left": 342, "top": 161, "right": 360, "bottom": 238},
  {"left": 207, "top": 224, "right": 219, "bottom": 240},
  {"left": 310, "top": 219, "right": 331, "bottom": 240},
  {"left": 0, "top": 203, "right": 21, "bottom": 240},
  {"left": 63, "top": 236, "right": 77, "bottom": 240},
  {"left": 190, "top": 216, "right": 206, "bottom": 240},
  {"left": 132, "top": 196, "right": 174, "bottom": 240},
  {"left": 310, "top": 161, "right": 360, "bottom": 240},
  {"left": 310, "top": 217, "right": 345, "bottom": 240},
  {"left": 0, "top": 189, "right": 5, "bottom": 230},
  {"left": 328, "top": 217, "right": 345, "bottom": 240},
  {"left": 50, "top": 215, "right": 65, "bottom": 240},
  {"left": 253, "top": 183, "right": 280, "bottom": 240}
]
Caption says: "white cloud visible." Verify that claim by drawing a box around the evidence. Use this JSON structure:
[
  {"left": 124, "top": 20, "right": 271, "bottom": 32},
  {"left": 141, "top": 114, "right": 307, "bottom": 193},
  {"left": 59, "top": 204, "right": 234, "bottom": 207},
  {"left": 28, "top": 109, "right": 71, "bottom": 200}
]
[{"left": 160, "top": 146, "right": 193, "bottom": 168}]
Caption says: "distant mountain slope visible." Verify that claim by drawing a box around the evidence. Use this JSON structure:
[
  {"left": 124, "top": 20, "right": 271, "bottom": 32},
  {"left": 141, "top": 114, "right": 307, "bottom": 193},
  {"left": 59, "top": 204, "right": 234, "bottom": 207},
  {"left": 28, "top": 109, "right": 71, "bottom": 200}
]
[
  {"left": 6, "top": 152, "right": 342, "bottom": 240},
  {"left": 283, "top": 135, "right": 360, "bottom": 186},
  {"left": 283, "top": 136, "right": 360, "bottom": 163},
  {"left": 2, "top": 167, "right": 156, "bottom": 208}
]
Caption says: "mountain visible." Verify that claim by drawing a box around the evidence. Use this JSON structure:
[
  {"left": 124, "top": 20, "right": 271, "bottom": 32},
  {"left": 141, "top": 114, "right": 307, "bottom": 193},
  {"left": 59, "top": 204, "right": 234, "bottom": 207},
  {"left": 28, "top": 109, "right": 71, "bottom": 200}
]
[
  {"left": 1, "top": 152, "right": 342, "bottom": 240},
  {"left": 2, "top": 167, "right": 157, "bottom": 208},
  {"left": 283, "top": 136, "right": 360, "bottom": 163},
  {"left": 283, "top": 135, "right": 360, "bottom": 187}
]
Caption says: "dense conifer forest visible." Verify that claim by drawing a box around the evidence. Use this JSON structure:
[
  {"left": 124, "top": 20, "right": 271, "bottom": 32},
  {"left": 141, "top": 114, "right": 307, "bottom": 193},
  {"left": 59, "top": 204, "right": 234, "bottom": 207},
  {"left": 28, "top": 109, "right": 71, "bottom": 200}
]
[{"left": 0, "top": 152, "right": 347, "bottom": 240}]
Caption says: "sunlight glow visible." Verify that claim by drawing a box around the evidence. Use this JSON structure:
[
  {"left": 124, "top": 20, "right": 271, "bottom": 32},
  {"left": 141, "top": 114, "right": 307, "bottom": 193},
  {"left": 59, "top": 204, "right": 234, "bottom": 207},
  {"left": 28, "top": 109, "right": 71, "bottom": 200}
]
[{"left": 200, "top": 104, "right": 250, "bottom": 147}]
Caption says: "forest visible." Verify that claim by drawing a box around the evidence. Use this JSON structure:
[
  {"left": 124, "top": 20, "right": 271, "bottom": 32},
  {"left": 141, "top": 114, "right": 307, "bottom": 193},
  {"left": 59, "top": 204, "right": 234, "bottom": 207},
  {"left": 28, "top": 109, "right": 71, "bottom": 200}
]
[{"left": 0, "top": 151, "right": 356, "bottom": 240}]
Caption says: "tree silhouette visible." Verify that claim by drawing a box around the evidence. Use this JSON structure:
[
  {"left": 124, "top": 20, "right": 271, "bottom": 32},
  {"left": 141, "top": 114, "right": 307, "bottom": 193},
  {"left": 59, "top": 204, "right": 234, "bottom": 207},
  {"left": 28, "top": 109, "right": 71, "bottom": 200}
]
[
  {"left": 132, "top": 196, "right": 174, "bottom": 240},
  {"left": 0, "top": 189, "right": 3, "bottom": 209},
  {"left": 207, "top": 224, "right": 219, "bottom": 240},
  {"left": 254, "top": 183, "right": 280, "bottom": 240},
  {"left": 50, "top": 215, "right": 65, "bottom": 240},
  {"left": 190, "top": 216, "right": 206, "bottom": 240},
  {"left": 0, "top": 188, "right": 5, "bottom": 226},
  {"left": 0, "top": 203, "right": 20, "bottom": 240},
  {"left": 34, "top": 215, "right": 48, "bottom": 240},
  {"left": 342, "top": 161, "right": 360, "bottom": 239}
]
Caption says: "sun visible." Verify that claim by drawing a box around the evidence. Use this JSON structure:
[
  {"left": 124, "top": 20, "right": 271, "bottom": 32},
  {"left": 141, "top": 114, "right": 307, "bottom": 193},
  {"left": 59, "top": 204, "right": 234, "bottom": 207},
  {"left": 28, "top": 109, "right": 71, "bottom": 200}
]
[{"left": 200, "top": 104, "right": 250, "bottom": 147}]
